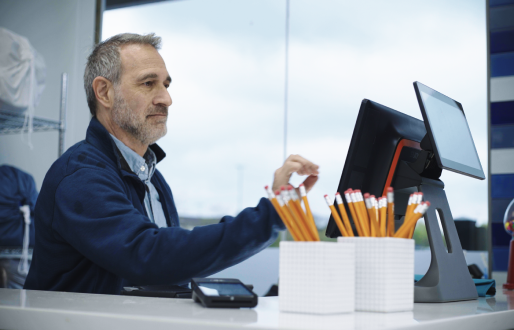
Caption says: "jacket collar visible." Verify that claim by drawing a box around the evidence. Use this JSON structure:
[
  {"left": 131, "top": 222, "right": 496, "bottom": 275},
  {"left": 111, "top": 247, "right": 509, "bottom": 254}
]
[{"left": 85, "top": 117, "right": 167, "bottom": 170}]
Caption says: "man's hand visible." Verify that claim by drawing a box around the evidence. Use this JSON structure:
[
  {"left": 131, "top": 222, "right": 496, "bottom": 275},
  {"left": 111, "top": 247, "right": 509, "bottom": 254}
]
[{"left": 272, "top": 155, "right": 319, "bottom": 193}]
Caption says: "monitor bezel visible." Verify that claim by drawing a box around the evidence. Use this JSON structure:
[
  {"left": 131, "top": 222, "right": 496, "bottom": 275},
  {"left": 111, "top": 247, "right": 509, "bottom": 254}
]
[{"left": 413, "top": 81, "right": 485, "bottom": 180}]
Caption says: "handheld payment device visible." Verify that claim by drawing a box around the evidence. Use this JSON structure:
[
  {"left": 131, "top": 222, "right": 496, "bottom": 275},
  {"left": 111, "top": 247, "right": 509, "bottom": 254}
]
[{"left": 191, "top": 278, "right": 258, "bottom": 308}]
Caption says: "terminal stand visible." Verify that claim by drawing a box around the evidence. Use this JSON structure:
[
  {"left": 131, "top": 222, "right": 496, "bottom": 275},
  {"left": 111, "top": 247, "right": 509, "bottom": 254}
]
[{"left": 392, "top": 136, "right": 478, "bottom": 303}]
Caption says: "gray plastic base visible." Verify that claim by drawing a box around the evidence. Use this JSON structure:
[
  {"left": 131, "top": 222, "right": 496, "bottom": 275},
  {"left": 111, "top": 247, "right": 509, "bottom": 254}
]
[{"left": 414, "top": 178, "right": 478, "bottom": 303}]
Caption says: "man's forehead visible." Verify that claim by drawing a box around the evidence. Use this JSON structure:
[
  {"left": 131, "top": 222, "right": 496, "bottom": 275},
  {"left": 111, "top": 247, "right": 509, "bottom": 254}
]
[{"left": 119, "top": 44, "right": 169, "bottom": 78}]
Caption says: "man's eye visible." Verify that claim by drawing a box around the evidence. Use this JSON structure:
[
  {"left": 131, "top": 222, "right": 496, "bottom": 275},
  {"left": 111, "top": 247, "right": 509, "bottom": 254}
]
[
  {"left": 144, "top": 81, "right": 153, "bottom": 87},
  {"left": 164, "top": 84, "right": 170, "bottom": 89}
]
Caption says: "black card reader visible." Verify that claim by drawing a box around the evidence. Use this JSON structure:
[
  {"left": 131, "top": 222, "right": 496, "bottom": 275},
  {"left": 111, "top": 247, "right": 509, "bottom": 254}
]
[{"left": 191, "top": 278, "right": 258, "bottom": 308}]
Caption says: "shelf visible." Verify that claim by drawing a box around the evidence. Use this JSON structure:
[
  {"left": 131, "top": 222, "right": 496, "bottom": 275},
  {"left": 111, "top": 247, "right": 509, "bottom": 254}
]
[{"left": 0, "top": 110, "right": 61, "bottom": 135}]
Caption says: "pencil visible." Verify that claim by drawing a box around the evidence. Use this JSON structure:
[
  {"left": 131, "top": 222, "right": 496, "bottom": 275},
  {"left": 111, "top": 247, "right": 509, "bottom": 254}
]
[
  {"left": 275, "top": 189, "right": 304, "bottom": 241},
  {"left": 325, "top": 194, "right": 349, "bottom": 237},
  {"left": 353, "top": 190, "right": 370, "bottom": 236},
  {"left": 364, "top": 193, "right": 376, "bottom": 237},
  {"left": 404, "top": 193, "right": 415, "bottom": 223},
  {"left": 368, "top": 194, "right": 382, "bottom": 237},
  {"left": 285, "top": 186, "right": 315, "bottom": 241},
  {"left": 408, "top": 193, "right": 423, "bottom": 238},
  {"left": 265, "top": 186, "right": 301, "bottom": 241},
  {"left": 280, "top": 187, "right": 307, "bottom": 241},
  {"left": 299, "top": 184, "right": 320, "bottom": 241},
  {"left": 288, "top": 186, "right": 317, "bottom": 241},
  {"left": 386, "top": 187, "right": 395, "bottom": 237},
  {"left": 378, "top": 197, "right": 387, "bottom": 237},
  {"left": 345, "top": 189, "right": 364, "bottom": 236},
  {"left": 335, "top": 192, "right": 354, "bottom": 236},
  {"left": 395, "top": 202, "right": 430, "bottom": 238}
]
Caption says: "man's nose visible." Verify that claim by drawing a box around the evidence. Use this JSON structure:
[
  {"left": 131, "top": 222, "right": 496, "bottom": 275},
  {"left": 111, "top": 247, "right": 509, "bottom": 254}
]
[{"left": 155, "top": 87, "right": 172, "bottom": 107}]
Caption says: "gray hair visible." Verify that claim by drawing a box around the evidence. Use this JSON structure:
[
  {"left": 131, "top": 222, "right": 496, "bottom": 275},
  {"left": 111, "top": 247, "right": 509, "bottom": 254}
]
[{"left": 84, "top": 33, "right": 162, "bottom": 116}]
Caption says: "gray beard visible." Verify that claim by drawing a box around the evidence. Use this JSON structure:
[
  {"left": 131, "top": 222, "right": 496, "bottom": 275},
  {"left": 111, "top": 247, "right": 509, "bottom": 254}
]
[{"left": 112, "top": 89, "right": 167, "bottom": 145}]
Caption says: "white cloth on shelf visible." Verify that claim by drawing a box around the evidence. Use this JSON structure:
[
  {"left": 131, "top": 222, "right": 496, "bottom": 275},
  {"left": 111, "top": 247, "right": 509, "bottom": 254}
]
[{"left": 0, "top": 27, "right": 46, "bottom": 147}]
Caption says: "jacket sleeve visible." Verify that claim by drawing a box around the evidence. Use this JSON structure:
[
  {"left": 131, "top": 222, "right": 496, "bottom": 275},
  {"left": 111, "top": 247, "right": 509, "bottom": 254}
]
[{"left": 53, "top": 167, "right": 285, "bottom": 285}]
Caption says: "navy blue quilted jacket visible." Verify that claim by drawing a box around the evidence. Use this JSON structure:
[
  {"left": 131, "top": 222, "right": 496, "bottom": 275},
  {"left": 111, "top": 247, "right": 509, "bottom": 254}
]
[{"left": 24, "top": 117, "right": 284, "bottom": 294}]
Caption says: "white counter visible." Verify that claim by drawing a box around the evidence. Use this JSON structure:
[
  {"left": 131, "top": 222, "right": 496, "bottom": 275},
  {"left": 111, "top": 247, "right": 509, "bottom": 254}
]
[{"left": 0, "top": 288, "right": 513, "bottom": 330}]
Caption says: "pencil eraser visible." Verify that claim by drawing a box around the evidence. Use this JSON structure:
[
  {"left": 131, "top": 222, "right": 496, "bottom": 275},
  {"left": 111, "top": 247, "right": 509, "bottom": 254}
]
[
  {"left": 363, "top": 193, "right": 370, "bottom": 198},
  {"left": 387, "top": 187, "right": 393, "bottom": 192},
  {"left": 335, "top": 192, "right": 340, "bottom": 196},
  {"left": 265, "top": 185, "right": 269, "bottom": 189},
  {"left": 425, "top": 201, "right": 431, "bottom": 207},
  {"left": 370, "top": 195, "right": 375, "bottom": 199},
  {"left": 281, "top": 186, "right": 286, "bottom": 191},
  {"left": 324, "top": 194, "right": 328, "bottom": 198},
  {"left": 354, "top": 189, "right": 361, "bottom": 193},
  {"left": 287, "top": 185, "right": 294, "bottom": 191},
  {"left": 299, "top": 183, "right": 304, "bottom": 187},
  {"left": 275, "top": 190, "right": 281, "bottom": 195}
]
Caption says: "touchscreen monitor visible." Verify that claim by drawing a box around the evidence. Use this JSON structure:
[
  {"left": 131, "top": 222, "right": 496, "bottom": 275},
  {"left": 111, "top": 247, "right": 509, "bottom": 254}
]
[{"left": 414, "top": 82, "right": 485, "bottom": 180}]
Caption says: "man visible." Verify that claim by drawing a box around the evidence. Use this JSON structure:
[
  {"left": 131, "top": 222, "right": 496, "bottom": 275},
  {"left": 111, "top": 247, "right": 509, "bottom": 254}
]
[{"left": 24, "top": 33, "right": 319, "bottom": 294}]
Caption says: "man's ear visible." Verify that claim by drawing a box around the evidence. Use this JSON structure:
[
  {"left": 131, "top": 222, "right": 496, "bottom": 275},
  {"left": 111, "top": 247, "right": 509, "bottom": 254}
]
[{"left": 92, "top": 76, "right": 114, "bottom": 110}]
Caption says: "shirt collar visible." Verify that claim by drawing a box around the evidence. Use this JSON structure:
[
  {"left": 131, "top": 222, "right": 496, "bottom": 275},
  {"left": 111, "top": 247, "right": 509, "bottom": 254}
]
[
  {"left": 85, "top": 117, "right": 167, "bottom": 166},
  {"left": 109, "top": 134, "right": 156, "bottom": 182}
]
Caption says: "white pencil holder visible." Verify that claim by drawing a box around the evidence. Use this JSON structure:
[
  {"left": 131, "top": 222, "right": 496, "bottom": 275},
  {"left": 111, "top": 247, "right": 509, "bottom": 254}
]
[
  {"left": 338, "top": 237, "right": 414, "bottom": 312},
  {"left": 279, "top": 241, "right": 355, "bottom": 314}
]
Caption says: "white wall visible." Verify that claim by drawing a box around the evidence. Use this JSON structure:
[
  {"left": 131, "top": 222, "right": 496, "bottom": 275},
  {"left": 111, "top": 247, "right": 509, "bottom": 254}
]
[{"left": 0, "top": 0, "right": 96, "bottom": 190}]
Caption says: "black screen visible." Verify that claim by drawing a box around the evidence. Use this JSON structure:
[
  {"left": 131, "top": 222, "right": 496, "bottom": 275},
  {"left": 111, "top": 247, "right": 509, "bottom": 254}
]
[{"left": 416, "top": 83, "right": 485, "bottom": 180}]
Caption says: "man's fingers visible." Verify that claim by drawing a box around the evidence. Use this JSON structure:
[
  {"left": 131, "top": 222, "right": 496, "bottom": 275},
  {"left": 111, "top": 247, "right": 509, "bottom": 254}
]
[
  {"left": 283, "top": 155, "right": 319, "bottom": 176},
  {"left": 272, "top": 154, "right": 319, "bottom": 192},
  {"left": 302, "top": 175, "right": 319, "bottom": 193}
]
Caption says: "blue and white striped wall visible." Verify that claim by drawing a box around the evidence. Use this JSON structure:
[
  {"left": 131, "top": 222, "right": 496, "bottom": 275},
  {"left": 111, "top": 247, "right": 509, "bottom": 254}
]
[{"left": 490, "top": 0, "right": 514, "bottom": 271}]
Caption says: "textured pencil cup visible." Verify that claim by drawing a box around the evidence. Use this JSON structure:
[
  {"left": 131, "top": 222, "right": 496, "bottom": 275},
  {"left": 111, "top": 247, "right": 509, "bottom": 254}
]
[
  {"left": 279, "top": 241, "right": 355, "bottom": 314},
  {"left": 338, "top": 237, "right": 414, "bottom": 312}
]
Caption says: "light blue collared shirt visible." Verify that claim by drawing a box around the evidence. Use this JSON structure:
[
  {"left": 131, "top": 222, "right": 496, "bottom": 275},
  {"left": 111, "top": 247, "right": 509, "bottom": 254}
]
[{"left": 110, "top": 134, "right": 168, "bottom": 228}]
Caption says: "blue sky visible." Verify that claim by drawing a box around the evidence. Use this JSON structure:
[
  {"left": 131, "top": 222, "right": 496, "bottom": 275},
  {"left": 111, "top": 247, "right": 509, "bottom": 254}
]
[{"left": 103, "top": 0, "right": 488, "bottom": 226}]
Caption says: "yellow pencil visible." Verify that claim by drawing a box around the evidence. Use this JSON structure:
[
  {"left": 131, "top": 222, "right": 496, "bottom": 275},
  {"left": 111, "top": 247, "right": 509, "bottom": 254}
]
[
  {"left": 283, "top": 187, "right": 315, "bottom": 241},
  {"left": 299, "top": 184, "right": 320, "bottom": 241},
  {"left": 407, "top": 193, "right": 423, "bottom": 238},
  {"left": 386, "top": 187, "right": 395, "bottom": 237},
  {"left": 265, "top": 186, "right": 301, "bottom": 241},
  {"left": 335, "top": 192, "right": 354, "bottom": 236},
  {"left": 344, "top": 190, "right": 364, "bottom": 236},
  {"left": 325, "top": 194, "right": 349, "bottom": 237},
  {"left": 364, "top": 193, "right": 376, "bottom": 237},
  {"left": 379, "top": 197, "right": 387, "bottom": 237},
  {"left": 404, "top": 193, "right": 415, "bottom": 224},
  {"left": 395, "top": 202, "right": 430, "bottom": 238},
  {"left": 353, "top": 190, "right": 370, "bottom": 236},
  {"left": 280, "top": 187, "right": 307, "bottom": 241},
  {"left": 368, "top": 194, "right": 382, "bottom": 237}
]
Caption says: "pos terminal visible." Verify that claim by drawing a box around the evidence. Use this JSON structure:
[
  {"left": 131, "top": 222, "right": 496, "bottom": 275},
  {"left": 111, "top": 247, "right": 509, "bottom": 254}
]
[{"left": 326, "top": 81, "right": 485, "bottom": 303}]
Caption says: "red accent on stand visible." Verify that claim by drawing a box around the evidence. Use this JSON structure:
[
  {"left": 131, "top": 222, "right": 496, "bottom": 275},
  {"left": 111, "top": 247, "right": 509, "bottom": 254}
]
[
  {"left": 504, "top": 239, "right": 514, "bottom": 290},
  {"left": 382, "top": 139, "right": 421, "bottom": 197}
]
